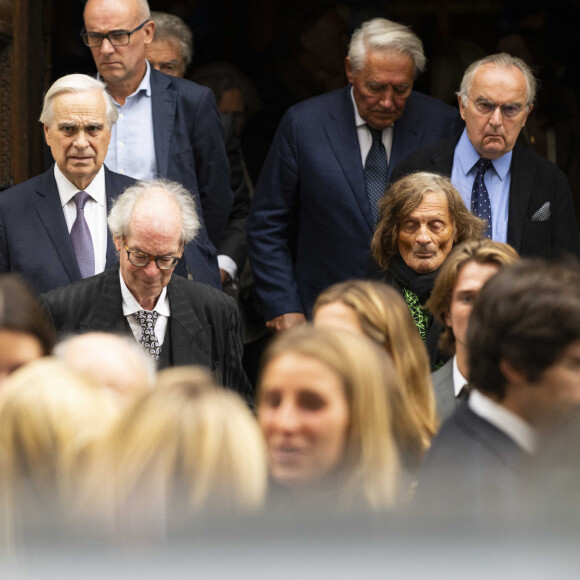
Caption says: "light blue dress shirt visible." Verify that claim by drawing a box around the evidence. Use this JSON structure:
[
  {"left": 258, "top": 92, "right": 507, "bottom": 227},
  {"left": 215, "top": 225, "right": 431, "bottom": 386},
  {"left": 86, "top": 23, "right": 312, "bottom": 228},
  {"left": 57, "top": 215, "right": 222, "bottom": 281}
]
[
  {"left": 451, "top": 129, "right": 512, "bottom": 243},
  {"left": 104, "top": 61, "right": 157, "bottom": 180}
]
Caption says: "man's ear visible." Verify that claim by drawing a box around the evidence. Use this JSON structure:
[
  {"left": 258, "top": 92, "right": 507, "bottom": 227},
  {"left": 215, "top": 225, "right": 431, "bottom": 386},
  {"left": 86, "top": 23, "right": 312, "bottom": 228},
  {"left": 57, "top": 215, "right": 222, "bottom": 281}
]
[
  {"left": 113, "top": 236, "right": 122, "bottom": 253},
  {"left": 44, "top": 124, "right": 51, "bottom": 146},
  {"left": 499, "top": 358, "right": 528, "bottom": 388},
  {"left": 457, "top": 94, "right": 467, "bottom": 121},
  {"left": 345, "top": 57, "right": 354, "bottom": 84}
]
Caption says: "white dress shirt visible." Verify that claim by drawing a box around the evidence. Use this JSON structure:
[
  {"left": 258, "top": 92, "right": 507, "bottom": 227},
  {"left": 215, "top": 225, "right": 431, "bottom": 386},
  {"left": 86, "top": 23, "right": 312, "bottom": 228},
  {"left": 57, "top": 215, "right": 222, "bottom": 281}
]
[
  {"left": 119, "top": 272, "right": 170, "bottom": 346},
  {"left": 452, "top": 355, "right": 469, "bottom": 397},
  {"left": 55, "top": 164, "right": 108, "bottom": 274},
  {"left": 350, "top": 87, "right": 394, "bottom": 165}
]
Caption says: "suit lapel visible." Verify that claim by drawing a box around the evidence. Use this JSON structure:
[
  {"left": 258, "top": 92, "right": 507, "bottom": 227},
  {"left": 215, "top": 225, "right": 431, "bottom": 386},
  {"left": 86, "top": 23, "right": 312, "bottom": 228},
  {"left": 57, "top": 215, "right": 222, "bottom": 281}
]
[
  {"left": 150, "top": 69, "right": 176, "bottom": 178},
  {"left": 104, "top": 167, "right": 121, "bottom": 268},
  {"left": 84, "top": 268, "right": 126, "bottom": 332},
  {"left": 323, "top": 87, "right": 373, "bottom": 231},
  {"left": 390, "top": 93, "right": 426, "bottom": 177},
  {"left": 506, "top": 143, "right": 534, "bottom": 252},
  {"left": 166, "top": 277, "right": 209, "bottom": 366},
  {"left": 34, "top": 169, "right": 82, "bottom": 282}
]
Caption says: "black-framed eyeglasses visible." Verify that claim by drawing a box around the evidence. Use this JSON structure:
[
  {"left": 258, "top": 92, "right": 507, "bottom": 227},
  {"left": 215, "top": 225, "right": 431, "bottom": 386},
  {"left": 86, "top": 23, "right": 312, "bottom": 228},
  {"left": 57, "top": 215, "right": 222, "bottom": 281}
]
[
  {"left": 123, "top": 238, "right": 182, "bottom": 270},
  {"left": 468, "top": 96, "right": 525, "bottom": 119},
  {"left": 81, "top": 19, "right": 150, "bottom": 47}
]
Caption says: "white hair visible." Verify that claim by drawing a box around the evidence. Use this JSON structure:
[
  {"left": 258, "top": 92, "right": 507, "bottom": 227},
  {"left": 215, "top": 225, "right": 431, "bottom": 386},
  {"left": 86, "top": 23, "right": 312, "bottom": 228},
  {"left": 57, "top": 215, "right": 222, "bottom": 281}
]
[
  {"left": 107, "top": 178, "right": 200, "bottom": 244},
  {"left": 348, "top": 18, "right": 426, "bottom": 78},
  {"left": 457, "top": 52, "right": 537, "bottom": 107},
  {"left": 39, "top": 74, "right": 119, "bottom": 128}
]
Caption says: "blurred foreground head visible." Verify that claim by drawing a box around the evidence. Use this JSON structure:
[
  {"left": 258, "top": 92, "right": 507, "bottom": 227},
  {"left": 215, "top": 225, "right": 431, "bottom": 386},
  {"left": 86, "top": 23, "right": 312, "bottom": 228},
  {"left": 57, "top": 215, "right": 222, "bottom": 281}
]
[
  {"left": 0, "top": 275, "right": 55, "bottom": 385},
  {"left": 107, "top": 366, "right": 266, "bottom": 526},
  {"left": 258, "top": 326, "right": 400, "bottom": 512},
  {"left": 468, "top": 259, "right": 580, "bottom": 430},
  {"left": 55, "top": 332, "right": 155, "bottom": 404},
  {"left": 313, "top": 280, "right": 436, "bottom": 466}
]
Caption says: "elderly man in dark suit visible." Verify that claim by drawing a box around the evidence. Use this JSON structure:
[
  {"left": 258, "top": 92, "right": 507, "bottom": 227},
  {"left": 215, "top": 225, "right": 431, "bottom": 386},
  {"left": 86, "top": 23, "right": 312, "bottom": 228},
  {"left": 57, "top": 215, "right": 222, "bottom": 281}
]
[
  {"left": 40, "top": 179, "right": 251, "bottom": 399},
  {"left": 391, "top": 53, "right": 580, "bottom": 258},
  {"left": 0, "top": 74, "right": 134, "bottom": 295},
  {"left": 418, "top": 259, "right": 580, "bottom": 517},
  {"left": 247, "top": 18, "right": 463, "bottom": 331},
  {"left": 82, "top": 0, "right": 233, "bottom": 288}
]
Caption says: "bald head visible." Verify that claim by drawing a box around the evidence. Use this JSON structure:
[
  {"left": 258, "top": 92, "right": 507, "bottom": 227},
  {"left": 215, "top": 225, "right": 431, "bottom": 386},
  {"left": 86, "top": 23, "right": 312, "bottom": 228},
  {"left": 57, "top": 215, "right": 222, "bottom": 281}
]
[{"left": 55, "top": 332, "right": 155, "bottom": 404}]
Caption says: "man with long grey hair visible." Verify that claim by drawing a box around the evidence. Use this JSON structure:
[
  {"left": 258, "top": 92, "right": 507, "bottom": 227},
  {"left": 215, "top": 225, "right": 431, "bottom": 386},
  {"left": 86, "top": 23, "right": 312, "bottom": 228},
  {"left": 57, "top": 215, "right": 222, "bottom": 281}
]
[
  {"left": 0, "top": 73, "right": 134, "bottom": 295},
  {"left": 41, "top": 179, "right": 252, "bottom": 399}
]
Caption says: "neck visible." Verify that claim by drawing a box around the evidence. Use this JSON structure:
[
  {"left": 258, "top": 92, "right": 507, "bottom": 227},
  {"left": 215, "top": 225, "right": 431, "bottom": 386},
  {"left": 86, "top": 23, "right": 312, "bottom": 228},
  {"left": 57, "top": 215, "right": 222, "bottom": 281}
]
[
  {"left": 106, "top": 63, "right": 147, "bottom": 106},
  {"left": 455, "top": 344, "right": 469, "bottom": 379}
]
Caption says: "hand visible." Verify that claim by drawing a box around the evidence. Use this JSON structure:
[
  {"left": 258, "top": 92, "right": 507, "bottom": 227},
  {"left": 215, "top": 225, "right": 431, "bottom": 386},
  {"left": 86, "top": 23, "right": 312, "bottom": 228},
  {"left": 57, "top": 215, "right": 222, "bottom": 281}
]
[
  {"left": 220, "top": 268, "right": 232, "bottom": 286},
  {"left": 266, "top": 312, "right": 307, "bottom": 332}
]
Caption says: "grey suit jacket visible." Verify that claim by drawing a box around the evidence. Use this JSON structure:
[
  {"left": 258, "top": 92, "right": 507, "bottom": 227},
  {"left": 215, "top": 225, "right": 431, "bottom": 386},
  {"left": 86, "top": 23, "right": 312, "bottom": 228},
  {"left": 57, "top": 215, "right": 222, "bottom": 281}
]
[
  {"left": 432, "top": 359, "right": 456, "bottom": 423},
  {"left": 39, "top": 268, "right": 252, "bottom": 400},
  {"left": 418, "top": 399, "right": 528, "bottom": 516}
]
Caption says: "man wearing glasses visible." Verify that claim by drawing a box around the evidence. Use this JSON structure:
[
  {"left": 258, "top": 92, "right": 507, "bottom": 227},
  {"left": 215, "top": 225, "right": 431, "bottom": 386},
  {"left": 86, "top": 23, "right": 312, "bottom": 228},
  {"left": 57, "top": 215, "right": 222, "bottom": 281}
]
[
  {"left": 390, "top": 53, "right": 580, "bottom": 258},
  {"left": 40, "top": 179, "right": 252, "bottom": 399},
  {"left": 82, "top": 0, "right": 233, "bottom": 289}
]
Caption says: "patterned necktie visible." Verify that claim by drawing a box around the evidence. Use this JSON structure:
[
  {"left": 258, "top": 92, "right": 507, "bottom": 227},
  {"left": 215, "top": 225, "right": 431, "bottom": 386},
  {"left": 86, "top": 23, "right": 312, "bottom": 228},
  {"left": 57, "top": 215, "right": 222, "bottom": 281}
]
[
  {"left": 472, "top": 158, "right": 493, "bottom": 238},
  {"left": 70, "top": 191, "right": 95, "bottom": 278},
  {"left": 133, "top": 310, "right": 160, "bottom": 361},
  {"left": 364, "top": 126, "right": 388, "bottom": 224}
]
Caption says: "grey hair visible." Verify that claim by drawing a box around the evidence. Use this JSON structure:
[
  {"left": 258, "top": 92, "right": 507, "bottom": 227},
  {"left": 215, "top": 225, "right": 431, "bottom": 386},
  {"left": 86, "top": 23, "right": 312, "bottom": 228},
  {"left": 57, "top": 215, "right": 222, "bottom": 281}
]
[
  {"left": 457, "top": 52, "right": 537, "bottom": 107},
  {"left": 39, "top": 74, "right": 118, "bottom": 128},
  {"left": 108, "top": 179, "right": 200, "bottom": 244},
  {"left": 348, "top": 18, "right": 426, "bottom": 78},
  {"left": 151, "top": 11, "right": 193, "bottom": 68}
]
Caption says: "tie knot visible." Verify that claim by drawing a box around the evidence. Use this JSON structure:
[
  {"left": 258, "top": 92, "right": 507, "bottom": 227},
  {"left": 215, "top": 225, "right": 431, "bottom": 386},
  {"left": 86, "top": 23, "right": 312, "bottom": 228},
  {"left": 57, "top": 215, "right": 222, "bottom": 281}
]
[
  {"left": 367, "top": 126, "right": 383, "bottom": 143},
  {"left": 74, "top": 191, "right": 91, "bottom": 211},
  {"left": 476, "top": 158, "right": 493, "bottom": 174},
  {"left": 134, "top": 310, "right": 159, "bottom": 327}
]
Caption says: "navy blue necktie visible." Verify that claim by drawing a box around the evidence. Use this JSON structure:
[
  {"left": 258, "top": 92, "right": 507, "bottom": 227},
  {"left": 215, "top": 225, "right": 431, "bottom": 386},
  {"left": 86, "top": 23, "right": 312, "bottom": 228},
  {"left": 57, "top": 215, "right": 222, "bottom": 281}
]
[
  {"left": 133, "top": 310, "right": 160, "bottom": 361},
  {"left": 364, "top": 126, "right": 388, "bottom": 224},
  {"left": 472, "top": 158, "right": 493, "bottom": 238}
]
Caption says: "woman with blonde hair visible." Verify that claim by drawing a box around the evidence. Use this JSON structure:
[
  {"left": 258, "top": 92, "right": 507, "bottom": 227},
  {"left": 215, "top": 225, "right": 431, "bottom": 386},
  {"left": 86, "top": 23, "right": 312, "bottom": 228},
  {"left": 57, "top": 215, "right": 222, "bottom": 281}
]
[
  {"left": 257, "top": 326, "right": 400, "bottom": 512},
  {"left": 313, "top": 280, "right": 436, "bottom": 467},
  {"left": 104, "top": 367, "right": 267, "bottom": 534},
  {"left": 0, "top": 358, "right": 118, "bottom": 528}
]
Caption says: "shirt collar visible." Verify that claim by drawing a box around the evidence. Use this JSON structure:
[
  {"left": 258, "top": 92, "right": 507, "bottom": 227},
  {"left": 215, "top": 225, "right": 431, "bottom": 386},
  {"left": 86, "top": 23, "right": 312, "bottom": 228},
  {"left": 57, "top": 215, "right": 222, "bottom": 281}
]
[
  {"left": 97, "top": 60, "right": 152, "bottom": 101},
  {"left": 119, "top": 268, "right": 170, "bottom": 317},
  {"left": 54, "top": 164, "right": 106, "bottom": 207},
  {"left": 452, "top": 355, "right": 468, "bottom": 397},
  {"left": 455, "top": 128, "right": 512, "bottom": 180},
  {"left": 468, "top": 388, "right": 537, "bottom": 454}
]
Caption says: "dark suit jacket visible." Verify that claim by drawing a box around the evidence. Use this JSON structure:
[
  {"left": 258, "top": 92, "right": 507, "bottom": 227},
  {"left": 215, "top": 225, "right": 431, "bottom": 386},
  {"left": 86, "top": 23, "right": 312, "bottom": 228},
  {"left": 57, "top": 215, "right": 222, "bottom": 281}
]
[
  {"left": 432, "top": 359, "right": 457, "bottom": 423},
  {"left": 247, "top": 86, "right": 463, "bottom": 320},
  {"left": 150, "top": 68, "right": 234, "bottom": 287},
  {"left": 418, "top": 400, "right": 528, "bottom": 516},
  {"left": 217, "top": 113, "right": 251, "bottom": 272},
  {"left": 39, "top": 268, "right": 252, "bottom": 400},
  {"left": 0, "top": 166, "right": 134, "bottom": 295},
  {"left": 390, "top": 133, "right": 580, "bottom": 257}
]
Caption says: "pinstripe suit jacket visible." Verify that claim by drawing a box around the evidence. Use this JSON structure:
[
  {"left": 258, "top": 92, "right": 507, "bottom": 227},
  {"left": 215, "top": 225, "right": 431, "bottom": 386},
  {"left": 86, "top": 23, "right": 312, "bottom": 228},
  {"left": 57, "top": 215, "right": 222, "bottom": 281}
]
[{"left": 39, "top": 268, "right": 251, "bottom": 400}]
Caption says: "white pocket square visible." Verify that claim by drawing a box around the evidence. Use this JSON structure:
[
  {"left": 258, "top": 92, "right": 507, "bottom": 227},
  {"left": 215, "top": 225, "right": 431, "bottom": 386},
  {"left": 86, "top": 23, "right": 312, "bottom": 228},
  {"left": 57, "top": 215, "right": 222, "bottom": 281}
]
[{"left": 531, "top": 202, "right": 551, "bottom": 222}]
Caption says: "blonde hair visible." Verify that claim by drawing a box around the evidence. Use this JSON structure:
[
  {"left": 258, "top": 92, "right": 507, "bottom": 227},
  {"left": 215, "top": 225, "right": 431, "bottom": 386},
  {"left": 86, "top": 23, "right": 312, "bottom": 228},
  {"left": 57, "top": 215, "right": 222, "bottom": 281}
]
[
  {"left": 314, "top": 281, "right": 437, "bottom": 462},
  {"left": 258, "top": 326, "right": 400, "bottom": 511},
  {"left": 0, "top": 358, "right": 118, "bottom": 516},
  {"left": 108, "top": 367, "right": 267, "bottom": 516}
]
